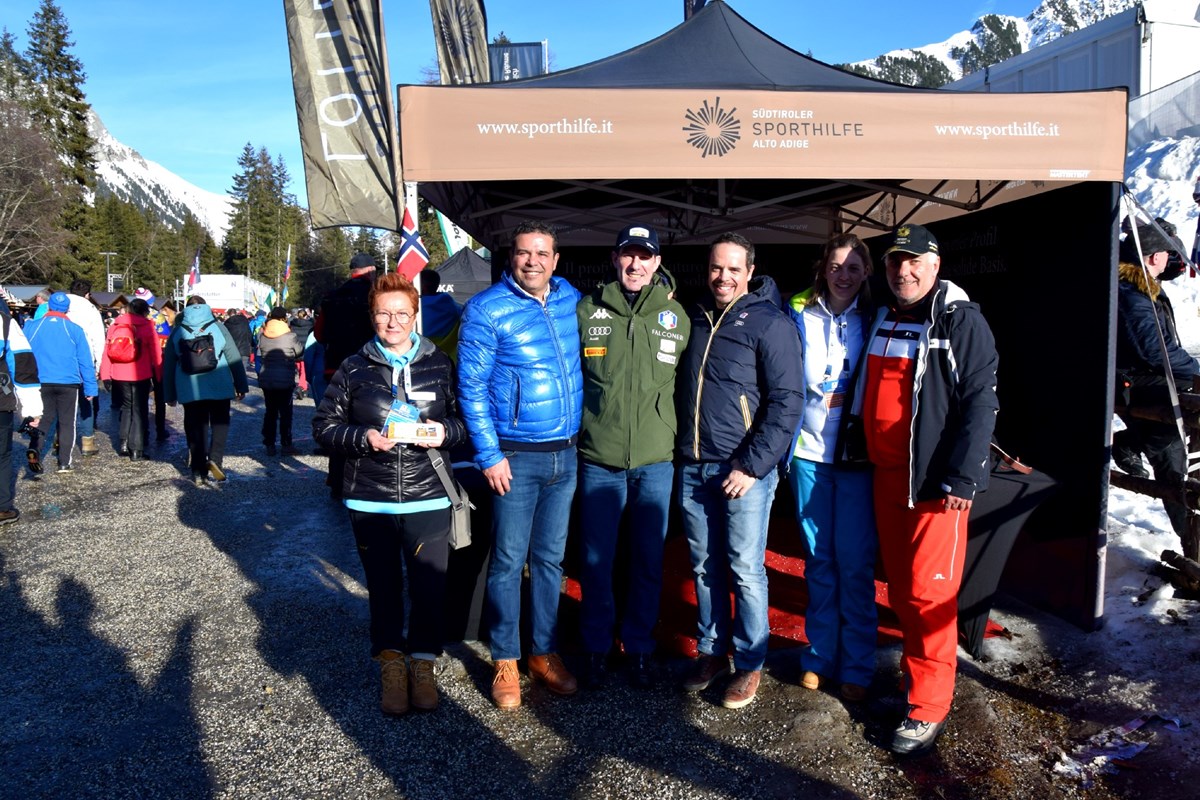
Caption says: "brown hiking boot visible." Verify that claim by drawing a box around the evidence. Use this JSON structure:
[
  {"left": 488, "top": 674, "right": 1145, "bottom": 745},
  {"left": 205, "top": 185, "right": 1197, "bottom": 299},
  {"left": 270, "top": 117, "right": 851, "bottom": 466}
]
[
  {"left": 682, "top": 654, "right": 732, "bottom": 692},
  {"left": 800, "top": 670, "right": 822, "bottom": 691},
  {"left": 409, "top": 657, "right": 438, "bottom": 711},
  {"left": 376, "top": 650, "right": 408, "bottom": 716},
  {"left": 81, "top": 436, "right": 99, "bottom": 456},
  {"left": 527, "top": 653, "right": 578, "bottom": 696},
  {"left": 492, "top": 659, "right": 521, "bottom": 709},
  {"left": 722, "top": 669, "right": 761, "bottom": 709}
]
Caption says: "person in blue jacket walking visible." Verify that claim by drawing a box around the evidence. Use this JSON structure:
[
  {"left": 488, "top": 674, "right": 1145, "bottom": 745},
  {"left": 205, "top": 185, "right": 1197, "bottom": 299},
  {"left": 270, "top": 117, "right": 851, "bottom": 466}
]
[{"left": 24, "top": 292, "right": 96, "bottom": 472}]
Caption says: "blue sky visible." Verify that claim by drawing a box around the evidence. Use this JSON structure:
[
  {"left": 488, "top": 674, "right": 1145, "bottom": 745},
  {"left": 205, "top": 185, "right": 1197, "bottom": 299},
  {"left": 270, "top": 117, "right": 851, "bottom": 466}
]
[{"left": 2, "top": 0, "right": 1034, "bottom": 198}]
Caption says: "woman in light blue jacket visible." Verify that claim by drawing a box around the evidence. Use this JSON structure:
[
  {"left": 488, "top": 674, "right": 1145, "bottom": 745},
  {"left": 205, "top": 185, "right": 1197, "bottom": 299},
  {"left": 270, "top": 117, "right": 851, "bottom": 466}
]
[
  {"left": 786, "top": 233, "right": 878, "bottom": 703},
  {"left": 162, "top": 297, "right": 249, "bottom": 484}
]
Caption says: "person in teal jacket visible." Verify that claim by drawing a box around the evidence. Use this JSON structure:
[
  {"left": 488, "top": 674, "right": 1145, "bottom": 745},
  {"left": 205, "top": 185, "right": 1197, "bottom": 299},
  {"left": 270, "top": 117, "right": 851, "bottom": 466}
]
[
  {"left": 162, "top": 297, "right": 248, "bottom": 485},
  {"left": 575, "top": 224, "right": 690, "bottom": 690}
]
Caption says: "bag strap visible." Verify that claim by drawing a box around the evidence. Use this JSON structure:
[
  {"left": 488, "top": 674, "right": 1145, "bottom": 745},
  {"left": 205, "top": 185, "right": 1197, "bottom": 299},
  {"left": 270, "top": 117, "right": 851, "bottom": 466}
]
[
  {"left": 989, "top": 441, "right": 1032, "bottom": 475},
  {"left": 427, "top": 449, "right": 465, "bottom": 508}
]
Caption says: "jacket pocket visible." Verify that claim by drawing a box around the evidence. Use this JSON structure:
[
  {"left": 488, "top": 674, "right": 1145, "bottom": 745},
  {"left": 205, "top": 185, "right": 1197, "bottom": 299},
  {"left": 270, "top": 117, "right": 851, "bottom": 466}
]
[
  {"left": 738, "top": 394, "right": 752, "bottom": 431},
  {"left": 510, "top": 374, "right": 521, "bottom": 427}
]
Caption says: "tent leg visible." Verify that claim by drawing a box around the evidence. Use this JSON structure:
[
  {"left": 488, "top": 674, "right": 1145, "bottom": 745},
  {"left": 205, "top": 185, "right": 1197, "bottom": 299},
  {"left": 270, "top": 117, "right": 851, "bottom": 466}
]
[{"left": 1185, "top": 513, "right": 1200, "bottom": 562}]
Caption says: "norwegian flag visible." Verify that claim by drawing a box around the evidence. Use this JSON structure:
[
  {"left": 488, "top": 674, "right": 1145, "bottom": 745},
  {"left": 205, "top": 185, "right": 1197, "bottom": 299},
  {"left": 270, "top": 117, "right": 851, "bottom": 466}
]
[
  {"left": 187, "top": 248, "right": 201, "bottom": 289},
  {"left": 395, "top": 206, "right": 430, "bottom": 280}
]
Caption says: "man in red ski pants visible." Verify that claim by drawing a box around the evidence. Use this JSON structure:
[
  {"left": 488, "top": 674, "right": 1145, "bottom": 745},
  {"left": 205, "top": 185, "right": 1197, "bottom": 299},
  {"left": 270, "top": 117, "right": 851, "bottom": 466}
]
[{"left": 856, "top": 223, "right": 998, "bottom": 756}]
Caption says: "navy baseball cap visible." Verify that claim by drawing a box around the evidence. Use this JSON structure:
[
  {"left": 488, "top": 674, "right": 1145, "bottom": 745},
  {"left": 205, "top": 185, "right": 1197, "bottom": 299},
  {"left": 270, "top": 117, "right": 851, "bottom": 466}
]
[
  {"left": 885, "top": 224, "right": 939, "bottom": 257},
  {"left": 615, "top": 224, "right": 660, "bottom": 254}
]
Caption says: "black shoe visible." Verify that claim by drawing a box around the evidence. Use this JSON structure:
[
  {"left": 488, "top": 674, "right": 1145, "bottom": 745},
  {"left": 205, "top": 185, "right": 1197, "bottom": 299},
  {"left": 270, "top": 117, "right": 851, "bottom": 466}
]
[
  {"left": 117, "top": 441, "right": 129, "bottom": 456},
  {"left": 191, "top": 472, "right": 207, "bottom": 486},
  {"left": 582, "top": 653, "right": 609, "bottom": 690},
  {"left": 626, "top": 653, "right": 654, "bottom": 689},
  {"left": 129, "top": 451, "right": 144, "bottom": 462},
  {"left": 890, "top": 715, "right": 947, "bottom": 756},
  {"left": 265, "top": 444, "right": 277, "bottom": 456}
]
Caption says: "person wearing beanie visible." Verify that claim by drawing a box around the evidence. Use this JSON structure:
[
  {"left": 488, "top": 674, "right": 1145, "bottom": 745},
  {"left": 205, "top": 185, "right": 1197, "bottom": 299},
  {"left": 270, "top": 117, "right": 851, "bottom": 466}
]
[
  {"left": 99, "top": 297, "right": 162, "bottom": 461},
  {"left": 1113, "top": 220, "right": 1197, "bottom": 554},
  {"left": 256, "top": 307, "right": 303, "bottom": 456},
  {"left": 23, "top": 292, "right": 98, "bottom": 472}
]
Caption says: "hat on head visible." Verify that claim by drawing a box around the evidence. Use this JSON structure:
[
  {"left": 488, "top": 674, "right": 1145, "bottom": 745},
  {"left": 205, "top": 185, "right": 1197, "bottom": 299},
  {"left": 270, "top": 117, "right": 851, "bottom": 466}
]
[
  {"left": 1135, "top": 223, "right": 1173, "bottom": 256},
  {"left": 885, "top": 224, "right": 939, "bottom": 257},
  {"left": 49, "top": 291, "right": 70, "bottom": 312},
  {"left": 615, "top": 224, "right": 660, "bottom": 255},
  {"left": 349, "top": 252, "right": 376, "bottom": 273},
  {"left": 134, "top": 287, "right": 154, "bottom": 301}
]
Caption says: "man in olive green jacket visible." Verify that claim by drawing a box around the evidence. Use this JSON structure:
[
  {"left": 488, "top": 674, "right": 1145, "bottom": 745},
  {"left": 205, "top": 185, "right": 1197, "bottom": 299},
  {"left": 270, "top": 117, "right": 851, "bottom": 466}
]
[{"left": 576, "top": 224, "right": 690, "bottom": 689}]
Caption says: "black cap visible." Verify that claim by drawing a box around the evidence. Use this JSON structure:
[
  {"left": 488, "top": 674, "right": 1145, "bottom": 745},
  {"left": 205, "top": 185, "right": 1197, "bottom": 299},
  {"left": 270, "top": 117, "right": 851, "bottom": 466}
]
[
  {"left": 1135, "top": 224, "right": 1174, "bottom": 255},
  {"left": 885, "top": 224, "right": 939, "bottom": 257},
  {"left": 350, "top": 252, "right": 376, "bottom": 270},
  {"left": 614, "top": 224, "right": 660, "bottom": 255}
]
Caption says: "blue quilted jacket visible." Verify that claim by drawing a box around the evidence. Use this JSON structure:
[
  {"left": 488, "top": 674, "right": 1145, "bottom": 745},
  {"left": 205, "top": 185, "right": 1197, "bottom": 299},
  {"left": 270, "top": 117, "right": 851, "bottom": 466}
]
[{"left": 457, "top": 272, "right": 582, "bottom": 470}]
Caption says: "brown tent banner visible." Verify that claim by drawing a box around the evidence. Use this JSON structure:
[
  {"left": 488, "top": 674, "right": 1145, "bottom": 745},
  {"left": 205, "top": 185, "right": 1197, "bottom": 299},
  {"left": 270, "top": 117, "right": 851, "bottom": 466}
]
[
  {"left": 398, "top": 86, "right": 1127, "bottom": 183},
  {"left": 429, "top": 0, "right": 490, "bottom": 85},
  {"left": 283, "top": 0, "right": 400, "bottom": 230}
]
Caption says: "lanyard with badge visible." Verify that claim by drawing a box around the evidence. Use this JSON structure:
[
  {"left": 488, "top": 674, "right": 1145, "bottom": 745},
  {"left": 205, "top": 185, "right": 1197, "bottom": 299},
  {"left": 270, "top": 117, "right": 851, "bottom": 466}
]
[
  {"left": 816, "top": 314, "right": 850, "bottom": 412},
  {"left": 382, "top": 364, "right": 439, "bottom": 443}
]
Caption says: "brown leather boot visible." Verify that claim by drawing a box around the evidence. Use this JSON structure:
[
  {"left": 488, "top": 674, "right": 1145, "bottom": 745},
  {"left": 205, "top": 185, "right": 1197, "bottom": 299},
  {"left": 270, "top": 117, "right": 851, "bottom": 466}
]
[
  {"left": 527, "top": 653, "right": 578, "bottom": 696},
  {"left": 377, "top": 650, "right": 408, "bottom": 716},
  {"left": 491, "top": 659, "right": 521, "bottom": 709},
  {"left": 409, "top": 657, "right": 439, "bottom": 711}
]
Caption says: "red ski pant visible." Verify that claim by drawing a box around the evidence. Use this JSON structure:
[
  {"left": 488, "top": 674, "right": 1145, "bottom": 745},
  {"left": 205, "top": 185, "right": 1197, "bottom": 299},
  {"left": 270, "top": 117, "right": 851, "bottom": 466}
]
[{"left": 873, "top": 467, "right": 967, "bottom": 724}]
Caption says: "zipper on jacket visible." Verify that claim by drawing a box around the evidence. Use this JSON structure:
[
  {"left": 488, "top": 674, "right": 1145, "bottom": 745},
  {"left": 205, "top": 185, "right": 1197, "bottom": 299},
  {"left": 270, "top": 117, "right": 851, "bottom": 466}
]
[
  {"left": 738, "top": 394, "right": 752, "bottom": 431},
  {"left": 692, "top": 301, "right": 737, "bottom": 459}
]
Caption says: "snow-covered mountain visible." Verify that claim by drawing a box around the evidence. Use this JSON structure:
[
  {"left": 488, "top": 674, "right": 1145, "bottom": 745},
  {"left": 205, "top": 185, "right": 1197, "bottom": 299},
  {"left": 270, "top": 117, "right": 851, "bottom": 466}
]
[
  {"left": 848, "top": 0, "right": 1137, "bottom": 85},
  {"left": 89, "top": 110, "right": 232, "bottom": 244}
]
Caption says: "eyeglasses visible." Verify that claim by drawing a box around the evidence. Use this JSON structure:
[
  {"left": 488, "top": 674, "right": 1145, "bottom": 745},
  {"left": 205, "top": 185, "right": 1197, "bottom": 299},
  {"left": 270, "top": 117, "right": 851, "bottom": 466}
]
[{"left": 373, "top": 310, "right": 415, "bottom": 325}]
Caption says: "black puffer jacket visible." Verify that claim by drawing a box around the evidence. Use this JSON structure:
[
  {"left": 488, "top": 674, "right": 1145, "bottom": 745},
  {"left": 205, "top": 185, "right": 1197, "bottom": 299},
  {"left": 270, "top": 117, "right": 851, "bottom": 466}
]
[{"left": 312, "top": 337, "right": 467, "bottom": 503}]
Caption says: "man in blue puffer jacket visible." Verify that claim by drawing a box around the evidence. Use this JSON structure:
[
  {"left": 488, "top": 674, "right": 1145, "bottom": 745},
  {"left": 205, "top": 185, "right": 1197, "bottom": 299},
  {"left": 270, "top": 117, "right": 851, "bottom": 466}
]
[{"left": 457, "top": 220, "right": 582, "bottom": 710}]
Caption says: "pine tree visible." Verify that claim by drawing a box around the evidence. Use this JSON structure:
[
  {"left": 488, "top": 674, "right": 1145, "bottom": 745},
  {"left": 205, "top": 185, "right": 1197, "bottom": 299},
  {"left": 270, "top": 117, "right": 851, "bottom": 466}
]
[{"left": 23, "top": 1, "right": 94, "bottom": 191}]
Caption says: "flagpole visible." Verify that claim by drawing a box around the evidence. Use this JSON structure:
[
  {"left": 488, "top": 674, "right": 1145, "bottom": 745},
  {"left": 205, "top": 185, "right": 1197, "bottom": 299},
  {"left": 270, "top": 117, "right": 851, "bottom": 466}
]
[{"left": 377, "top": 0, "right": 404, "bottom": 235}]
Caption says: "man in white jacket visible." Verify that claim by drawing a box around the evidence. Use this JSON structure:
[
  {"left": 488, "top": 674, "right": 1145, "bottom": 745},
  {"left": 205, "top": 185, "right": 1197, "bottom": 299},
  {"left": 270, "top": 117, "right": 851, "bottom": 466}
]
[{"left": 65, "top": 279, "right": 105, "bottom": 456}]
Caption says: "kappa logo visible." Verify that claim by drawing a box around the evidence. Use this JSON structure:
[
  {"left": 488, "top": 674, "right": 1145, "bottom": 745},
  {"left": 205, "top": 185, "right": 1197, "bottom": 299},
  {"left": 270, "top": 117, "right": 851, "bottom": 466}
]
[
  {"left": 658, "top": 310, "right": 678, "bottom": 330},
  {"left": 683, "top": 97, "right": 741, "bottom": 158},
  {"left": 589, "top": 308, "right": 613, "bottom": 320}
]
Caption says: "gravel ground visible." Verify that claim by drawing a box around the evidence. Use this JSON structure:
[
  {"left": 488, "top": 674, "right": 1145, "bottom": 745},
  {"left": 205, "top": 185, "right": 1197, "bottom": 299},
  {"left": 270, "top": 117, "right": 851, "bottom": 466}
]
[{"left": 1, "top": 386, "right": 1197, "bottom": 799}]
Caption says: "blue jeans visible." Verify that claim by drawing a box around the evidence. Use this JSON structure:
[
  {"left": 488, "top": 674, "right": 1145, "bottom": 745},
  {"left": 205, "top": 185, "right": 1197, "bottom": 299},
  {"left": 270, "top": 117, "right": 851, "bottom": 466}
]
[
  {"left": 579, "top": 459, "right": 674, "bottom": 654},
  {"left": 679, "top": 461, "right": 779, "bottom": 672},
  {"left": 789, "top": 458, "right": 878, "bottom": 686},
  {"left": 78, "top": 386, "right": 95, "bottom": 437},
  {"left": 486, "top": 447, "right": 578, "bottom": 661}
]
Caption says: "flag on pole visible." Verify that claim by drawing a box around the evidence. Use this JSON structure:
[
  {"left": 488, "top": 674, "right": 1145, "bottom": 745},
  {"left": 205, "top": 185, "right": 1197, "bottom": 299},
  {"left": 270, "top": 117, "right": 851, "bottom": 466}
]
[
  {"left": 396, "top": 206, "right": 431, "bottom": 280},
  {"left": 281, "top": 245, "right": 292, "bottom": 306},
  {"left": 187, "top": 248, "right": 201, "bottom": 290}
]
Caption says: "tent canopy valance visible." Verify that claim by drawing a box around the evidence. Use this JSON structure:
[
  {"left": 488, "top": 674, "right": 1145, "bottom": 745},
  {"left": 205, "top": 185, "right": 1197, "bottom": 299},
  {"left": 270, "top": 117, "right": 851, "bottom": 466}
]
[{"left": 397, "top": 1, "right": 1126, "bottom": 249}]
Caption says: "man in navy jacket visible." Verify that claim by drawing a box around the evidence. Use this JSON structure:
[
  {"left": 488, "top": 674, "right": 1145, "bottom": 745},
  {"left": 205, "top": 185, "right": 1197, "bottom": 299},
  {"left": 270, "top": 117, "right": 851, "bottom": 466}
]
[{"left": 675, "top": 232, "right": 804, "bottom": 710}]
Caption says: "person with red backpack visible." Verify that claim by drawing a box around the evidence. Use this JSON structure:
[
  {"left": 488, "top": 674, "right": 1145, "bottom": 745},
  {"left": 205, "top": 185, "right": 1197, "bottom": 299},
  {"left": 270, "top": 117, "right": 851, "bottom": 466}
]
[{"left": 100, "top": 298, "right": 162, "bottom": 461}]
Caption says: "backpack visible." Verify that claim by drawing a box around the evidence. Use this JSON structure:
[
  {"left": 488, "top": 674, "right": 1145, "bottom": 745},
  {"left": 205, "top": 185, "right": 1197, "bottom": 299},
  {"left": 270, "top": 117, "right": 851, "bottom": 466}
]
[
  {"left": 106, "top": 321, "right": 140, "bottom": 364},
  {"left": 178, "top": 320, "right": 218, "bottom": 375}
]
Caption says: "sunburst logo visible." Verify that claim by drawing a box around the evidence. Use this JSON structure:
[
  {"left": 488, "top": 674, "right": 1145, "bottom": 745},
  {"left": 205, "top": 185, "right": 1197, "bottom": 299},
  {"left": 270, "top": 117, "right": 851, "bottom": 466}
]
[{"left": 683, "top": 97, "right": 741, "bottom": 158}]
